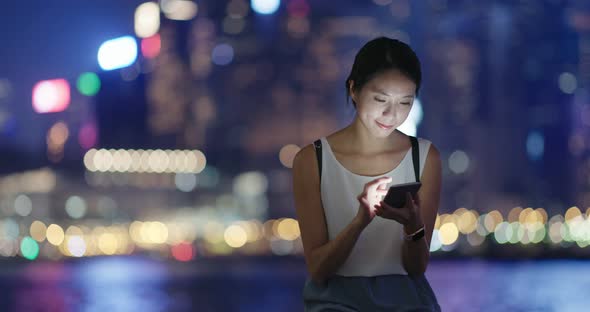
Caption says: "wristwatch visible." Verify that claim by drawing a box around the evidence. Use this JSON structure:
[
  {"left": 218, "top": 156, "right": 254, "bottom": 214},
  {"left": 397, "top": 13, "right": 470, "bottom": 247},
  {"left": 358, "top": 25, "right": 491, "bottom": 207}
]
[{"left": 403, "top": 226, "right": 425, "bottom": 241}]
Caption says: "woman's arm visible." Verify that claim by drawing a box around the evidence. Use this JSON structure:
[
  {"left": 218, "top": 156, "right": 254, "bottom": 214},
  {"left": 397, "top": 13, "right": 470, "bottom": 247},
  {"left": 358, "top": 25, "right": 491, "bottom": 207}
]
[
  {"left": 292, "top": 144, "right": 368, "bottom": 285},
  {"left": 401, "top": 144, "right": 442, "bottom": 275}
]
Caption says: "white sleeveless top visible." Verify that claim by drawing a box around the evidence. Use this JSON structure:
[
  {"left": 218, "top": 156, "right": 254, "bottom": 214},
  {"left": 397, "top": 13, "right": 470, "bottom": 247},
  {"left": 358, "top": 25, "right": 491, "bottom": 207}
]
[{"left": 319, "top": 136, "right": 431, "bottom": 277}]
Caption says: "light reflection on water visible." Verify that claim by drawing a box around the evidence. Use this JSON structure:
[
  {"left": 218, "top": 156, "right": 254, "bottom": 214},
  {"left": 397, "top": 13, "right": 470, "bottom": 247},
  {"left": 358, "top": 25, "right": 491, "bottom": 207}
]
[
  {"left": 75, "top": 257, "right": 170, "bottom": 312},
  {"left": 427, "top": 260, "right": 590, "bottom": 312},
  {"left": 2, "top": 257, "right": 590, "bottom": 311}
]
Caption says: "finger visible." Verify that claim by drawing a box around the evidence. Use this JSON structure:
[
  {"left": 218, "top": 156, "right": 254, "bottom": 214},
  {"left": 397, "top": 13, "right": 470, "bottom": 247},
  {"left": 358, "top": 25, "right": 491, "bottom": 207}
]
[
  {"left": 405, "top": 192, "right": 414, "bottom": 207},
  {"left": 374, "top": 204, "right": 382, "bottom": 215},
  {"left": 376, "top": 189, "right": 388, "bottom": 196},
  {"left": 366, "top": 177, "right": 393, "bottom": 189},
  {"left": 378, "top": 207, "right": 403, "bottom": 222},
  {"left": 376, "top": 183, "right": 389, "bottom": 191},
  {"left": 360, "top": 196, "right": 371, "bottom": 207},
  {"left": 373, "top": 182, "right": 393, "bottom": 194}
]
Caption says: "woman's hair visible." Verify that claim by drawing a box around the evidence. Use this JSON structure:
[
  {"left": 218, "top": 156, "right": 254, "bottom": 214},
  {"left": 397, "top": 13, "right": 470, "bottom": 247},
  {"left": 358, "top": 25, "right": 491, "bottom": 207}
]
[{"left": 345, "top": 37, "right": 422, "bottom": 108}]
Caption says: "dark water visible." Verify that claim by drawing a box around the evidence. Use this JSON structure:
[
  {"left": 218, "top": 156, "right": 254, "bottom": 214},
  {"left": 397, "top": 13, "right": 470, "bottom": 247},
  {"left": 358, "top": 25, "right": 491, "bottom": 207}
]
[{"left": 1, "top": 256, "right": 589, "bottom": 311}]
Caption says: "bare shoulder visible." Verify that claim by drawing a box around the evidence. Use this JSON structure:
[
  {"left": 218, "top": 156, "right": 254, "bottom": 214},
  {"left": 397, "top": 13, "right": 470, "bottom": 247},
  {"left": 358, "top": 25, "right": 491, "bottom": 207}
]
[
  {"left": 293, "top": 143, "right": 317, "bottom": 174},
  {"left": 425, "top": 141, "right": 441, "bottom": 163}
]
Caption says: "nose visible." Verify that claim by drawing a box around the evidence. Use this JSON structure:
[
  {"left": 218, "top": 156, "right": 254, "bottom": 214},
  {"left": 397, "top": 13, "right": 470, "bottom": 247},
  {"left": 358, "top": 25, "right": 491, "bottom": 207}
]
[{"left": 382, "top": 104, "right": 396, "bottom": 118}]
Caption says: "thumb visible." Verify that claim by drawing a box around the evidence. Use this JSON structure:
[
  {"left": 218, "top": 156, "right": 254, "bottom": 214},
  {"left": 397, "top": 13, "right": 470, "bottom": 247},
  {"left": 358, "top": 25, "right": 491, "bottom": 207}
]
[
  {"left": 405, "top": 192, "right": 414, "bottom": 207},
  {"left": 360, "top": 196, "right": 370, "bottom": 207}
]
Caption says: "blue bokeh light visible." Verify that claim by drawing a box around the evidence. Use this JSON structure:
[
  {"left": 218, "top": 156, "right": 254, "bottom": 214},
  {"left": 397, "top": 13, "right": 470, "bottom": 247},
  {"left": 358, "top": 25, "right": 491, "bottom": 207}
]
[
  {"left": 251, "top": 0, "right": 280, "bottom": 15},
  {"left": 526, "top": 131, "right": 544, "bottom": 161},
  {"left": 98, "top": 36, "right": 138, "bottom": 71}
]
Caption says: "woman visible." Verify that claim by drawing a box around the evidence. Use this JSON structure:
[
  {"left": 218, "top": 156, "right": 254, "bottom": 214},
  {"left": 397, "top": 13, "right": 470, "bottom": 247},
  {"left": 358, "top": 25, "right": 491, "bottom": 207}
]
[{"left": 292, "top": 37, "right": 442, "bottom": 311}]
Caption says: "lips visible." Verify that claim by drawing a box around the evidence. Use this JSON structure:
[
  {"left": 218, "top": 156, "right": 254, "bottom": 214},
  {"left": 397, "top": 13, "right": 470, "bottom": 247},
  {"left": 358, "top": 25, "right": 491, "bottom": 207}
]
[{"left": 376, "top": 121, "right": 393, "bottom": 130}]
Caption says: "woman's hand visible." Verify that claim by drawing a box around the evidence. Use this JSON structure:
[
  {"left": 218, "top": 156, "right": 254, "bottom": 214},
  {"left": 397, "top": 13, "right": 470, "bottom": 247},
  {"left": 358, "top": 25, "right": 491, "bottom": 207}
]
[
  {"left": 375, "top": 192, "right": 424, "bottom": 233},
  {"left": 355, "top": 177, "right": 392, "bottom": 227}
]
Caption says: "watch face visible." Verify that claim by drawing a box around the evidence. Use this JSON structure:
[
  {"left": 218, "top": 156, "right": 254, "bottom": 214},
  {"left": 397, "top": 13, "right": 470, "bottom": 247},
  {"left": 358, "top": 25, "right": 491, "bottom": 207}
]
[{"left": 412, "top": 228, "right": 425, "bottom": 241}]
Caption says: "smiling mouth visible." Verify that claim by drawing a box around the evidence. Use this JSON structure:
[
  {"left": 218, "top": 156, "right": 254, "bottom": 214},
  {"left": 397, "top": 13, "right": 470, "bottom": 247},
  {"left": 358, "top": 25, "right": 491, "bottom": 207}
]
[{"left": 376, "top": 121, "right": 394, "bottom": 129}]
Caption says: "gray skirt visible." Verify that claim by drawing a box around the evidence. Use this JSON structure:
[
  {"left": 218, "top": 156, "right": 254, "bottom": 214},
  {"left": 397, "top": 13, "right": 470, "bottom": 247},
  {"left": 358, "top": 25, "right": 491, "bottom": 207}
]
[{"left": 303, "top": 274, "right": 441, "bottom": 312}]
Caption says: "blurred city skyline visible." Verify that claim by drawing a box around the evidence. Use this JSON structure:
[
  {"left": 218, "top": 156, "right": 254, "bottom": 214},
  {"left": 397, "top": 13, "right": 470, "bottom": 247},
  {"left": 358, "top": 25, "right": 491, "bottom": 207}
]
[{"left": 0, "top": 0, "right": 589, "bottom": 261}]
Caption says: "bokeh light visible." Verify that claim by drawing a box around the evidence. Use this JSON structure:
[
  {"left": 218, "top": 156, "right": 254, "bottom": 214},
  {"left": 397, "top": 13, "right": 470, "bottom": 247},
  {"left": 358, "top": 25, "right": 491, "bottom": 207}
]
[
  {"left": 484, "top": 210, "right": 504, "bottom": 233},
  {"left": 224, "top": 224, "right": 248, "bottom": 248},
  {"left": 78, "top": 123, "right": 98, "bottom": 150},
  {"left": 558, "top": 72, "right": 577, "bottom": 94},
  {"left": 494, "top": 222, "right": 509, "bottom": 244},
  {"left": 508, "top": 207, "right": 523, "bottom": 223},
  {"left": 456, "top": 209, "right": 478, "bottom": 234},
  {"left": 175, "top": 173, "right": 197, "bottom": 192},
  {"left": 141, "top": 34, "right": 161, "bottom": 59},
  {"left": 32, "top": 79, "right": 70, "bottom": 113},
  {"left": 439, "top": 223, "right": 459, "bottom": 245},
  {"left": 76, "top": 72, "right": 101, "bottom": 96},
  {"left": 449, "top": 150, "right": 470, "bottom": 174},
  {"left": 161, "top": 0, "right": 198, "bottom": 20},
  {"left": 98, "top": 36, "right": 138, "bottom": 71},
  {"left": 171, "top": 242, "right": 195, "bottom": 261},
  {"left": 279, "top": 144, "right": 300, "bottom": 168},
  {"left": 276, "top": 218, "right": 300, "bottom": 241},
  {"left": 233, "top": 171, "right": 268, "bottom": 196},
  {"left": 14, "top": 194, "right": 32, "bottom": 217},
  {"left": 526, "top": 131, "right": 544, "bottom": 161},
  {"left": 83, "top": 149, "right": 207, "bottom": 173},
  {"left": 47, "top": 121, "right": 69, "bottom": 148},
  {"left": 565, "top": 206, "right": 582, "bottom": 223},
  {"left": 270, "top": 237, "right": 293, "bottom": 255},
  {"left": 65, "top": 196, "right": 87, "bottom": 219},
  {"left": 98, "top": 232, "right": 118, "bottom": 255},
  {"left": 46, "top": 224, "right": 65, "bottom": 246},
  {"left": 429, "top": 229, "right": 442, "bottom": 252},
  {"left": 67, "top": 236, "right": 87, "bottom": 257},
  {"left": 20, "top": 236, "right": 39, "bottom": 260},
  {"left": 135, "top": 2, "right": 160, "bottom": 38},
  {"left": 211, "top": 43, "right": 234, "bottom": 65},
  {"left": 30, "top": 221, "right": 47, "bottom": 242},
  {"left": 142, "top": 221, "right": 169, "bottom": 244},
  {"left": 0, "top": 219, "right": 19, "bottom": 241},
  {"left": 251, "top": 0, "right": 280, "bottom": 15}
]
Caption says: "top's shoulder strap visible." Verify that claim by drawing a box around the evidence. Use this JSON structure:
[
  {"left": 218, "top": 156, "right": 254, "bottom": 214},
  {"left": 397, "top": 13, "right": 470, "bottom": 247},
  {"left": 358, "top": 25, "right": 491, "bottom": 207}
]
[
  {"left": 409, "top": 136, "right": 420, "bottom": 182},
  {"left": 313, "top": 139, "right": 322, "bottom": 182}
]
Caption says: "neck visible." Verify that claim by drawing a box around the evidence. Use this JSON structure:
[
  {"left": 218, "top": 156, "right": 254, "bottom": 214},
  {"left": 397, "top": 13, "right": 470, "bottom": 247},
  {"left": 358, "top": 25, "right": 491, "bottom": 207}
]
[{"left": 342, "top": 116, "right": 397, "bottom": 155}]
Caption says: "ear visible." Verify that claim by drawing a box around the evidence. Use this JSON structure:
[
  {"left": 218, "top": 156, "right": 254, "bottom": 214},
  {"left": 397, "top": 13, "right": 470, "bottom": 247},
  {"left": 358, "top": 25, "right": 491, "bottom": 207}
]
[{"left": 348, "top": 80, "right": 357, "bottom": 102}]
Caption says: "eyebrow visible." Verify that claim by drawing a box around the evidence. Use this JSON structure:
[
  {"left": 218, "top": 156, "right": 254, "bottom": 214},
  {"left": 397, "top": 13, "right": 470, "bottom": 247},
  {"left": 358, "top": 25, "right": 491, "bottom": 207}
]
[{"left": 373, "top": 89, "right": 414, "bottom": 98}]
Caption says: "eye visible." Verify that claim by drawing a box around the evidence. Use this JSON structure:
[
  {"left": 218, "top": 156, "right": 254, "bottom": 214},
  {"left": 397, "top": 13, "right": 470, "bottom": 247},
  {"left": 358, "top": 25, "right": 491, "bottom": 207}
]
[
  {"left": 374, "top": 97, "right": 386, "bottom": 103},
  {"left": 402, "top": 102, "right": 411, "bottom": 106}
]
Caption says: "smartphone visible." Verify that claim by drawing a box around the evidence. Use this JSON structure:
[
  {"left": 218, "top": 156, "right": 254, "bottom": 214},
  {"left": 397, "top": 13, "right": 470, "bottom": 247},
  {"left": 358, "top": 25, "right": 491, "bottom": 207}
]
[{"left": 383, "top": 182, "right": 422, "bottom": 208}]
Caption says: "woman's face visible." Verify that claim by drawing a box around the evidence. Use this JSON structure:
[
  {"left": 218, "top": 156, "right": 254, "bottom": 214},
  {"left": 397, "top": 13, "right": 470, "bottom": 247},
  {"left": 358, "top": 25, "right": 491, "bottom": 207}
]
[{"left": 351, "top": 69, "right": 416, "bottom": 138}]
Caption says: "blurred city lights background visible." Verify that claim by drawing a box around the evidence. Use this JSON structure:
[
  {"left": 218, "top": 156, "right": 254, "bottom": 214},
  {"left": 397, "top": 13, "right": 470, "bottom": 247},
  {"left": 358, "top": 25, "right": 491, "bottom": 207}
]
[{"left": 1, "top": 0, "right": 590, "bottom": 311}]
